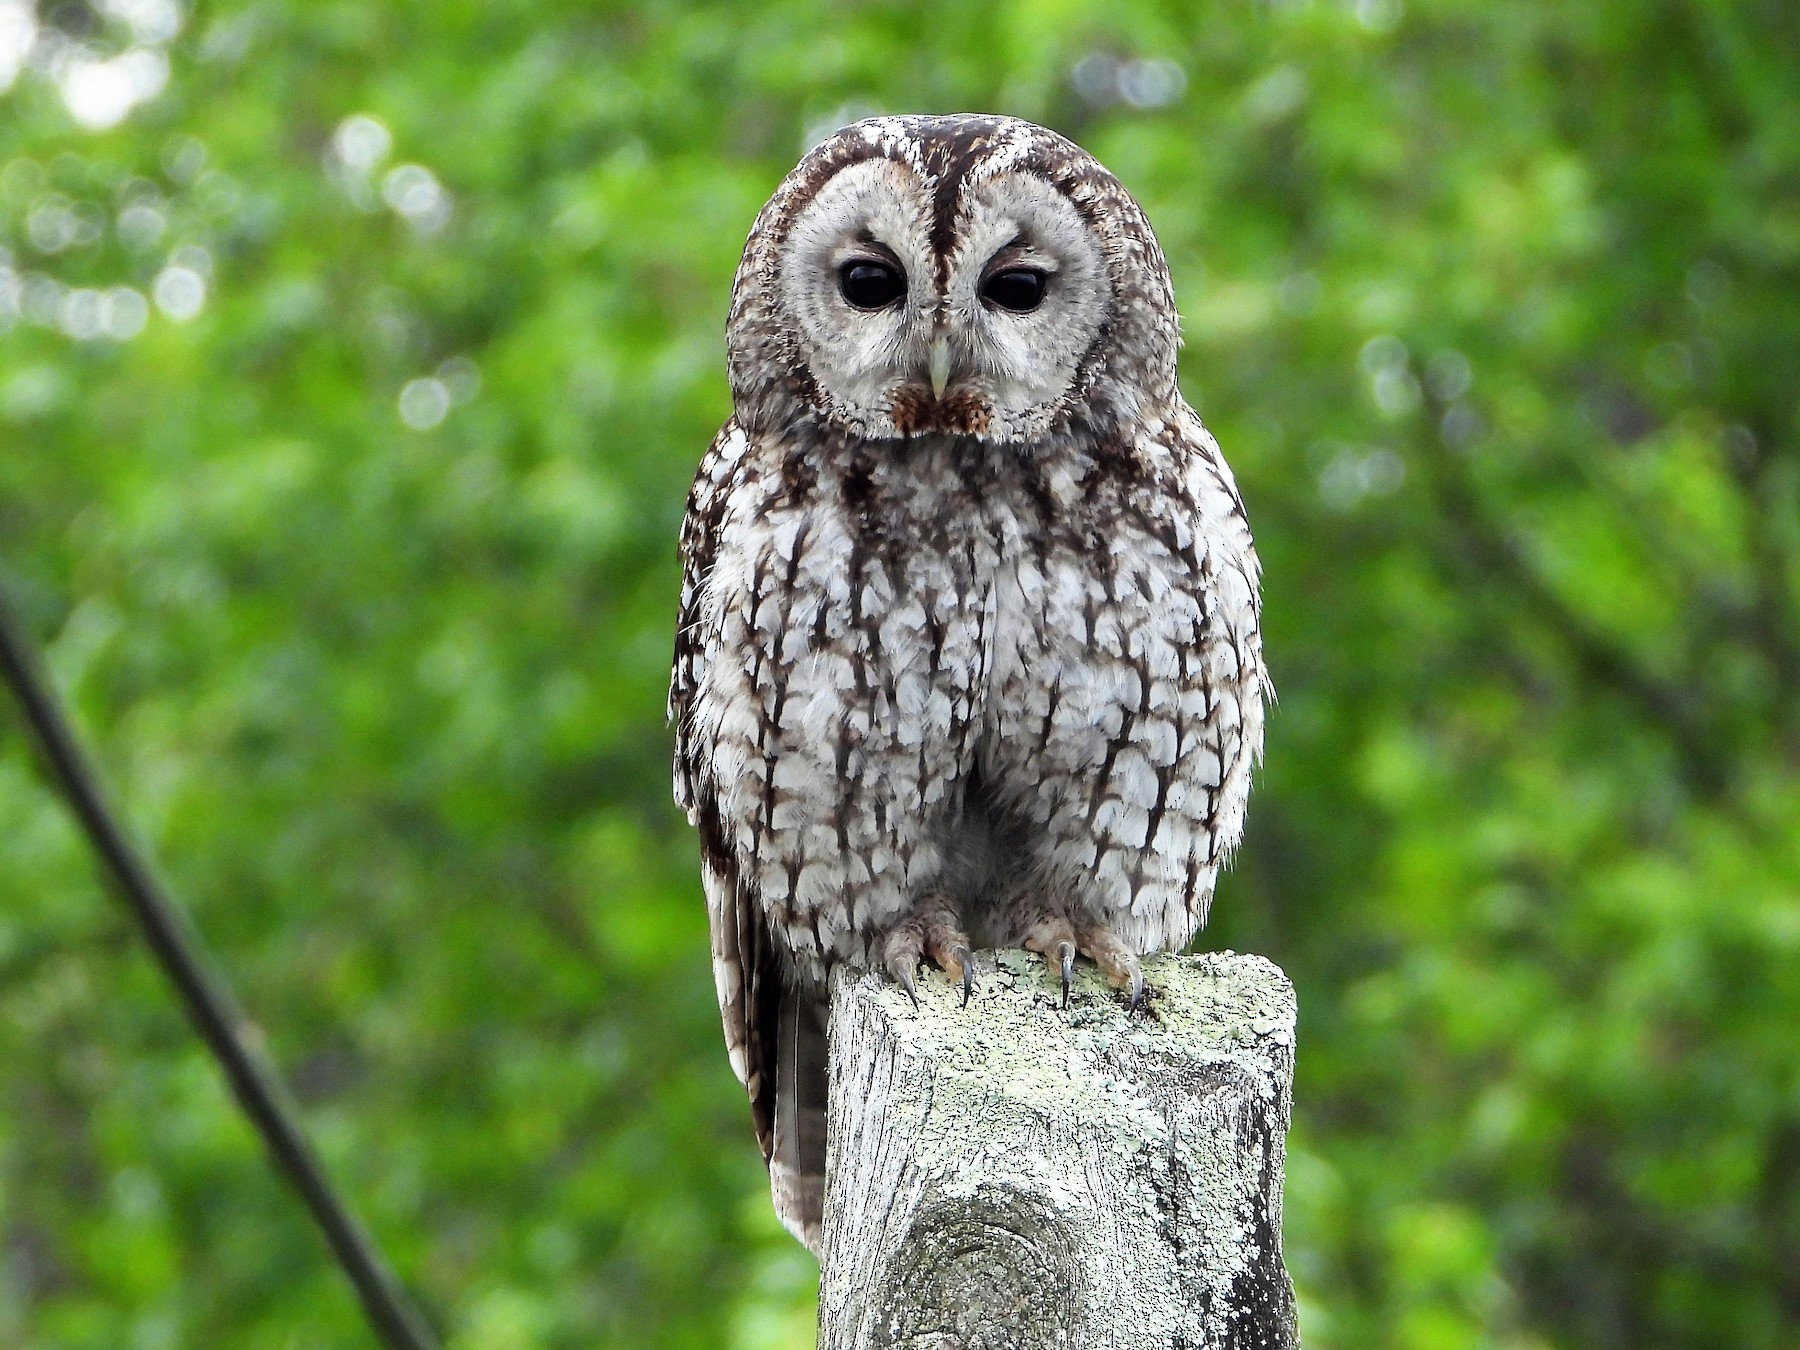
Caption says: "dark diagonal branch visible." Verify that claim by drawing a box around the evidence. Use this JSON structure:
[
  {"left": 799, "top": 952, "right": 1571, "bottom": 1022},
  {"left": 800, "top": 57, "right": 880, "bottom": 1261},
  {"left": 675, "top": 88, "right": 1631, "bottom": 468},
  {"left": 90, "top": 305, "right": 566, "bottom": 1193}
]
[
  {"left": 1423, "top": 451, "right": 1731, "bottom": 797},
  {"left": 0, "top": 587, "right": 439, "bottom": 1350}
]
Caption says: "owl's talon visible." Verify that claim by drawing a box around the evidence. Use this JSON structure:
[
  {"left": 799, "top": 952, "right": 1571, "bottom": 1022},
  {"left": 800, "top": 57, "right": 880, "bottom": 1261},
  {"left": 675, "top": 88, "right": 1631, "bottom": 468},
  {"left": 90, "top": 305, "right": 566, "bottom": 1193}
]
[
  {"left": 882, "top": 926, "right": 925, "bottom": 1004},
  {"left": 1075, "top": 927, "right": 1146, "bottom": 1010},
  {"left": 950, "top": 945, "right": 977, "bottom": 1006},
  {"left": 1023, "top": 921, "right": 1080, "bottom": 1009},
  {"left": 884, "top": 905, "right": 975, "bottom": 1006}
]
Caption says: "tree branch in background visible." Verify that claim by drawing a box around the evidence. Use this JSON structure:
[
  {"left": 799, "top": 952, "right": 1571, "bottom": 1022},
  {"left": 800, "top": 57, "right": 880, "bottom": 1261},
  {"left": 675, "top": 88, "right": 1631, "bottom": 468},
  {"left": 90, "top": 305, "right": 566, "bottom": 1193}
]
[
  {"left": 0, "top": 586, "right": 440, "bottom": 1350},
  {"left": 1421, "top": 447, "right": 1732, "bottom": 798}
]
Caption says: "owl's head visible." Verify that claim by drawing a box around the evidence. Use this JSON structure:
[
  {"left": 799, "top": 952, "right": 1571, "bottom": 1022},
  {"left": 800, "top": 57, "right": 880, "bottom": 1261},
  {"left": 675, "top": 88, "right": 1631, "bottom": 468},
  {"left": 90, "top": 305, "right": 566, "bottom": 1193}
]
[{"left": 726, "top": 115, "right": 1180, "bottom": 444}]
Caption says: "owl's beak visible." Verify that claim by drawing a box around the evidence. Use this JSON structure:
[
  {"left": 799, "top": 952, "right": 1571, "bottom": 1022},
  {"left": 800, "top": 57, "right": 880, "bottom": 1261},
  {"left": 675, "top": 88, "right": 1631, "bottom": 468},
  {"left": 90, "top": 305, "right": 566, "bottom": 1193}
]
[{"left": 927, "top": 338, "right": 952, "bottom": 399}]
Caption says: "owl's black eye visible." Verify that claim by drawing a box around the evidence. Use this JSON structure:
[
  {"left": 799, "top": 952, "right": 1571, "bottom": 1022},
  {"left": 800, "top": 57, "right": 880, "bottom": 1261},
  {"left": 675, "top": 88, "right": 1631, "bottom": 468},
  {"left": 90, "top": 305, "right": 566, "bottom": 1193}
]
[
  {"left": 982, "top": 268, "right": 1048, "bottom": 313},
  {"left": 839, "top": 260, "right": 906, "bottom": 310}
]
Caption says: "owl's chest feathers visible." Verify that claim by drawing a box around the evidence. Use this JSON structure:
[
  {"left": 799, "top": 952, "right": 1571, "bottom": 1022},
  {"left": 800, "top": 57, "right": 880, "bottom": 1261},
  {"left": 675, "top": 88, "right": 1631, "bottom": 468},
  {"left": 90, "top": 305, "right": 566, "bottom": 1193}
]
[{"left": 750, "top": 430, "right": 1207, "bottom": 734}]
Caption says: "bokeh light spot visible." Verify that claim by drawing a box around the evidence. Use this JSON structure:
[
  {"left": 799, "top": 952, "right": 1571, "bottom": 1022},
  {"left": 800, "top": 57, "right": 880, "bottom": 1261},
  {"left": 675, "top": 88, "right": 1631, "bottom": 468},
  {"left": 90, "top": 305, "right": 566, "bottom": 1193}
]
[
  {"left": 399, "top": 377, "right": 451, "bottom": 430},
  {"left": 152, "top": 265, "right": 206, "bottom": 320}
]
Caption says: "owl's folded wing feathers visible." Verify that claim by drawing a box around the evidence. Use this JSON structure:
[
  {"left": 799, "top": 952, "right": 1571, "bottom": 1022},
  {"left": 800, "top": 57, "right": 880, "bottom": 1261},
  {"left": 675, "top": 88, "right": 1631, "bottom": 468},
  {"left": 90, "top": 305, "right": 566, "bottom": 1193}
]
[{"left": 670, "top": 419, "right": 780, "bottom": 1166}]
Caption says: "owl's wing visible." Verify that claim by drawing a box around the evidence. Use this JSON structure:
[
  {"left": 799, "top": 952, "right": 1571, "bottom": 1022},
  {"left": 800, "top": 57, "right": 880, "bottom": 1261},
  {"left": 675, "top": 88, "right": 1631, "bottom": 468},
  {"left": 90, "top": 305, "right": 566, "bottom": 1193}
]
[
  {"left": 670, "top": 419, "right": 743, "bottom": 819},
  {"left": 669, "top": 420, "right": 785, "bottom": 1171},
  {"left": 1171, "top": 406, "right": 1271, "bottom": 908},
  {"left": 1178, "top": 408, "right": 1273, "bottom": 714}
]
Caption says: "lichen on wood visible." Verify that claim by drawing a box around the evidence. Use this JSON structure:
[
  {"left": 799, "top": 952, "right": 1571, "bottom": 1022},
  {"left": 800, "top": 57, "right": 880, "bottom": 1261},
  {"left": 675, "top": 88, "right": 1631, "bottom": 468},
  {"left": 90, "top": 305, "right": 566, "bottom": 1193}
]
[{"left": 818, "top": 950, "right": 1299, "bottom": 1349}]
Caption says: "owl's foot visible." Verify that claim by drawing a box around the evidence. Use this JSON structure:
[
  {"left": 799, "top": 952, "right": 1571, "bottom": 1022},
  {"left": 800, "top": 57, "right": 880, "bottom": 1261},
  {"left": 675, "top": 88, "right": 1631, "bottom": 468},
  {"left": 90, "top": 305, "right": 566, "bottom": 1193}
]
[
  {"left": 1024, "top": 921, "right": 1145, "bottom": 1011},
  {"left": 883, "top": 911, "right": 978, "bottom": 1008}
]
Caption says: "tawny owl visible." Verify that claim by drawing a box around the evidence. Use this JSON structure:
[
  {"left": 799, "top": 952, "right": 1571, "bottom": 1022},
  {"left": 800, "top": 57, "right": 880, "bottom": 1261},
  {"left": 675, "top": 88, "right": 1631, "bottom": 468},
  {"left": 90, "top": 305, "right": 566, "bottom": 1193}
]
[{"left": 669, "top": 114, "right": 1267, "bottom": 1251}]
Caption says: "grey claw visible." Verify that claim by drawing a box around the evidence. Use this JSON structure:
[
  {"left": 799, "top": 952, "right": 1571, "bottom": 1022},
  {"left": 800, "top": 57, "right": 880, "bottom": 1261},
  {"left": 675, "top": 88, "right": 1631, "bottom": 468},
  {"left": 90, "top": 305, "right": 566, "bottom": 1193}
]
[
  {"left": 1128, "top": 968, "right": 1146, "bottom": 1012},
  {"left": 1058, "top": 941, "right": 1075, "bottom": 1009},
  {"left": 885, "top": 953, "right": 921, "bottom": 1008},
  {"left": 953, "top": 946, "right": 976, "bottom": 1007}
]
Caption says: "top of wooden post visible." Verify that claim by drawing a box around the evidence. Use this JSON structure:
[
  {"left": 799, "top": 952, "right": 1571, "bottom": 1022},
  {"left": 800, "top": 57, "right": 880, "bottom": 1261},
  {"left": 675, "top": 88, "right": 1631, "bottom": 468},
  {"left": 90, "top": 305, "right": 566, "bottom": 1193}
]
[{"left": 820, "top": 951, "right": 1299, "bottom": 1349}]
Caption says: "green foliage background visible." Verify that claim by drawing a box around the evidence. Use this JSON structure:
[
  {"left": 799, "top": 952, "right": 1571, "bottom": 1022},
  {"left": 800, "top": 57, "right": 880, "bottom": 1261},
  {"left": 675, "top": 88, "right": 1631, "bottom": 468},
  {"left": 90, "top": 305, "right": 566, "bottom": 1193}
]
[{"left": 3, "top": 1, "right": 1798, "bottom": 1346}]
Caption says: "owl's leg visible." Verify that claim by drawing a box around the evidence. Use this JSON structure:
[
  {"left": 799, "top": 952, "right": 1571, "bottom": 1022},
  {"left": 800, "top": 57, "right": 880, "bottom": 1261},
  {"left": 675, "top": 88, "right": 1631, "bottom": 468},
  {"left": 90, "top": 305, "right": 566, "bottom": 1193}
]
[{"left": 882, "top": 898, "right": 977, "bottom": 1007}]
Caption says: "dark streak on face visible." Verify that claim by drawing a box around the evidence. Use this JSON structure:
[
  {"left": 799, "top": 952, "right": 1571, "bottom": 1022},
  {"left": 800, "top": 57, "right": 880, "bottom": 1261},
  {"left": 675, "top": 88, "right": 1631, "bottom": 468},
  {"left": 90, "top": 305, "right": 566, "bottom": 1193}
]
[{"left": 917, "top": 119, "right": 1006, "bottom": 292}]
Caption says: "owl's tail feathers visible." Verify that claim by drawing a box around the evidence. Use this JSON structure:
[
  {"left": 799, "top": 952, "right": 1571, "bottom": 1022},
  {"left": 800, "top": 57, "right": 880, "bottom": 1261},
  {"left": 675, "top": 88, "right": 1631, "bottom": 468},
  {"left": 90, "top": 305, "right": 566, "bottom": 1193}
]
[{"left": 771, "top": 993, "right": 829, "bottom": 1253}]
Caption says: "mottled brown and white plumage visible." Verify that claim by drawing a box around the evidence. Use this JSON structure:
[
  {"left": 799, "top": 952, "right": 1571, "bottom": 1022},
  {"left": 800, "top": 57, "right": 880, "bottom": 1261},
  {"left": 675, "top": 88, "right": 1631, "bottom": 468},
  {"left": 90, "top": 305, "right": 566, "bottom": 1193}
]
[{"left": 670, "top": 114, "right": 1267, "bottom": 1250}]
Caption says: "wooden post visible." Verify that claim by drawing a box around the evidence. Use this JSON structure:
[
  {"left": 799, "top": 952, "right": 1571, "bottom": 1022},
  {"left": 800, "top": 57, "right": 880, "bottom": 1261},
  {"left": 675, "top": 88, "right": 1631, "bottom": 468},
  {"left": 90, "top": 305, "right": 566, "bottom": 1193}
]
[{"left": 818, "top": 949, "right": 1299, "bottom": 1349}]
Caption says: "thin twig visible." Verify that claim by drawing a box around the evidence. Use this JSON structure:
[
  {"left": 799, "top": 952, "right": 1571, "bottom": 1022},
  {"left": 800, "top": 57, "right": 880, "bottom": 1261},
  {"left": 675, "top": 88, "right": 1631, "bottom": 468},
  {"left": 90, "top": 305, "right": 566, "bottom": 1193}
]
[{"left": 0, "top": 586, "right": 439, "bottom": 1350}]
